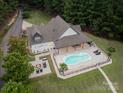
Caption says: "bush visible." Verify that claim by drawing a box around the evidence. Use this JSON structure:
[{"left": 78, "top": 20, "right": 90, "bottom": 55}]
[
  {"left": 22, "top": 11, "right": 30, "bottom": 19},
  {"left": 107, "top": 47, "right": 116, "bottom": 53},
  {"left": 1, "top": 80, "right": 32, "bottom": 93},
  {"left": 60, "top": 63, "right": 68, "bottom": 72},
  {"left": 106, "top": 47, "right": 116, "bottom": 57}
]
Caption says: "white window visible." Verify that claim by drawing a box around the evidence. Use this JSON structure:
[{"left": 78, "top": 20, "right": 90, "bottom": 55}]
[{"left": 35, "top": 36, "right": 40, "bottom": 41}]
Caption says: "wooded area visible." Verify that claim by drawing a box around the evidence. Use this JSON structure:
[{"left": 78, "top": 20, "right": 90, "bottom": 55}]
[
  {"left": 23, "top": 0, "right": 123, "bottom": 40},
  {"left": 0, "top": 0, "right": 123, "bottom": 40},
  {"left": 0, "top": 0, "right": 18, "bottom": 25}
]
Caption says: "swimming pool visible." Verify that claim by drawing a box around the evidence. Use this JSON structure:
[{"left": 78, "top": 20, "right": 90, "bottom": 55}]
[{"left": 64, "top": 53, "right": 91, "bottom": 65}]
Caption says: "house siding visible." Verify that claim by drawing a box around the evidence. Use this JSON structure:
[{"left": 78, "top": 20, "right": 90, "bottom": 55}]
[{"left": 31, "top": 42, "right": 55, "bottom": 54}]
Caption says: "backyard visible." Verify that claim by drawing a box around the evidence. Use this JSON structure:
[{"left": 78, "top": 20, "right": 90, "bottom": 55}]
[
  {"left": 26, "top": 10, "right": 122, "bottom": 93},
  {"left": 25, "top": 10, "right": 51, "bottom": 25}
]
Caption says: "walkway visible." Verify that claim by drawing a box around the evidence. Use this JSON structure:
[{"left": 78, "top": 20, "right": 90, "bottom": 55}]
[{"left": 97, "top": 66, "right": 117, "bottom": 93}]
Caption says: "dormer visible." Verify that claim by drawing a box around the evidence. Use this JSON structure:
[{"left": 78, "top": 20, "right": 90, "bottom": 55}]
[{"left": 33, "top": 32, "right": 43, "bottom": 43}]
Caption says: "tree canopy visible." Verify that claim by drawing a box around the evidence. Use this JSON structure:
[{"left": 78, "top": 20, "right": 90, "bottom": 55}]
[
  {"left": 0, "top": 0, "right": 122, "bottom": 39},
  {"left": 23, "top": 0, "right": 122, "bottom": 40},
  {"left": 2, "top": 36, "right": 34, "bottom": 82},
  {"left": 8, "top": 36, "right": 28, "bottom": 55},
  {"left": 1, "top": 36, "right": 34, "bottom": 92},
  {"left": 1, "top": 80, "right": 32, "bottom": 93},
  {"left": 2, "top": 52, "right": 34, "bottom": 82},
  {"left": 0, "top": 0, "right": 18, "bottom": 25}
]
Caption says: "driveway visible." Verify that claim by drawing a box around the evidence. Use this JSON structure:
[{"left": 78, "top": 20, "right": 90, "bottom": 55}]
[
  {"left": 0, "top": 9, "right": 23, "bottom": 88},
  {"left": 2, "top": 10, "right": 23, "bottom": 56}
]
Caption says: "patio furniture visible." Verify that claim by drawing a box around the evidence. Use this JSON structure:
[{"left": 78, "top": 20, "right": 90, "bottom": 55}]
[
  {"left": 95, "top": 52, "right": 101, "bottom": 55},
  {"left": 43, "top": 62, "right": 47, "bottom": 68},
  {"left": 36, "top": 70, "right": 39, "bottom": 74},
  {"left": 42, "top": 57, "right": 47, "bottom": 61},
  {"left": 93, "top": 50, "right": 99, "bottom": 53},
  {"left": 40, "top": 69, "right": 43, "bottom": 72},
  {"left": 87, "top": 42, "right": 92, "bottom": 47}
]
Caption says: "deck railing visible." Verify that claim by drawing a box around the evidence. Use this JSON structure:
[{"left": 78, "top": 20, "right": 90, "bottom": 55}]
[{"left": 61, "top": 57, "right": 111, "bottom": 76}]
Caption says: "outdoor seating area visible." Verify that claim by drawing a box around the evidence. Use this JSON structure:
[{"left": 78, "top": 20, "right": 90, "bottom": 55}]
[
  {"left": 29, "top": 57, "right": 51, "bottom": 78},
  {"left": 35, "top": 62, "right": 47, "bottom": 74}
]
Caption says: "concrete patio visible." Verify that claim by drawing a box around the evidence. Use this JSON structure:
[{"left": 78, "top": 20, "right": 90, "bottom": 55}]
[
  {"left": 52, "top": 45, "right": 112, "bottom": 79},
  {"left": 29, "top": 59, "right": 51, "bottom": 78}
]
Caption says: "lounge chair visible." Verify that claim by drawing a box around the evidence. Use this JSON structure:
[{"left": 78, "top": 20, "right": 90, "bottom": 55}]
[
  {"left": 93, "top": 50, "right": 99, "bottom": 53},
  {"left": 42, "top": 57, "right": 47, "bottom": 61},
  {"left": 95, "top": 52, "right": 101, "bottom": 55}
]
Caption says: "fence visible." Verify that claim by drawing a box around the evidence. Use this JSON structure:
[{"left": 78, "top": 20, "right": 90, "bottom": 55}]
[{"left": 62, "top": 57, "right": 111, "bottom": 76}]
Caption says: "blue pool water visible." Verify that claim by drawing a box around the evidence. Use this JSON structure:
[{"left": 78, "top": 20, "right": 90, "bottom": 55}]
[{"left": 64, "top": 53, "right": 91, "bottom": 65}]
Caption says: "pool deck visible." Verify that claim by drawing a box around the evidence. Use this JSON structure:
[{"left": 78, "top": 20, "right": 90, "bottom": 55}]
[{"left": 52, "top": 46, "right": 112, "bottom": 79}]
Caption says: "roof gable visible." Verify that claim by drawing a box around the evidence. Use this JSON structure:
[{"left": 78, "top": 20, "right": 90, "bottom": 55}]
[
  {"left": 45, "top": 15, "right": 70, "bottom": 40},
  {"left": 59, "top": 28, "right": 78, "bottom": 39}
]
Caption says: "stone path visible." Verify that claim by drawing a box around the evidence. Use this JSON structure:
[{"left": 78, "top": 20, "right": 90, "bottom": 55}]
[{"left": 97, "top": 66, "right": 117, "bottom": 93}]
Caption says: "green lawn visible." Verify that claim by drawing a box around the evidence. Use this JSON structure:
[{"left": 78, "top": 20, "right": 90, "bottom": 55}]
[
  {"left": 26, "top": 11, "right": 122, "bottom": 93},
  {"left": 25, "top": 10, "right": 51, "bottom": 25},
  {"left": 28, "top": 33, "right": 122, "bottom": 93},
  {"left": 85, "top": 33, "right": 123, "bottom": 93}
]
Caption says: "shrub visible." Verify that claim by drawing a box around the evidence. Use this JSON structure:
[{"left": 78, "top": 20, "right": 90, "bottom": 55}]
[
  {"left": 1, "top": 80, "right": 32, "bottom": 93},
  {"left": 60, "top": 63, "right": 68, "bottom": 72},
  {"left": 22, "top": 11, "right": 30, "bottom": 19},
  {"left": 107, "top": 47, "right": 116, "bottom": 53},
  {"left": 106, "top": 47, "right": 116, "bottom": 57}
]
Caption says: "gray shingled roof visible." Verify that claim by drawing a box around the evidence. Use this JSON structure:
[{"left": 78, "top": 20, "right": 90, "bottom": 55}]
[
  {"left": 54, "top": 25, "right": 91, "bottom": 48},
  {"left": 27, "top": 15, "right": 91, "bottom": 48}
]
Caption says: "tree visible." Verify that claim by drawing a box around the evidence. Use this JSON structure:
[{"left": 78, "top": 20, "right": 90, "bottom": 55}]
[
  {"left": 8, "top": 36, "right": 28, "bottom": 56},
  {"left": 107, "top": 47, "right": 116, "bottom": 56},
  {"left": 1, "top": 80, "right": 32, "bottom": 93},
  {"left": 63, "top": 0, "right": 92, "bottom": 25},
  {"left": 63, "top": 0, "right": 122, "bottom": 40},
  {"left": 22, "top": 0, "right": 122, "bottom": 40},
  {"left": 60, "top": 63, "right": 68, "bottom": 74},
  {"left": 0, "top": 0, "right": 19, "bottom": 25},
  {"left": 2, "top": 52, "right": 34, "bottom": 82},
  {"left": 52, "top": 0, "right": 63, "bottom": 15},
  {"left": 44, "top": 0, "right": 52, "bottom": 13},
  {"left": 22, "top": 11, "right": 30, "bottom": 19}
]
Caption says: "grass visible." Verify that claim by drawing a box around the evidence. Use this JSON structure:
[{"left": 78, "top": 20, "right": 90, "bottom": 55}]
[
  {"left": 26, "top": 11, "right": 122, "bottom": 93},
  {"left": 27, "top": 33, "right": 122, "bottom": 93},
  {"left": 29, "top": 65, "right": 112, "bottom": 93},
  {"left": 85, "top": 33, "right": 123, "bottom": 93},
  {"left": 25, "top": 10, "right": 51, "bottom": 25}
]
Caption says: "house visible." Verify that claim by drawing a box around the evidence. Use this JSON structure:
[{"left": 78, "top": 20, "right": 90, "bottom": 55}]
[
  {"left": 27, "top": 16, "right": 111, "bottom": 79},
  {"left": 27, "top": 16, "right": 91, "bottom": 54}
]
